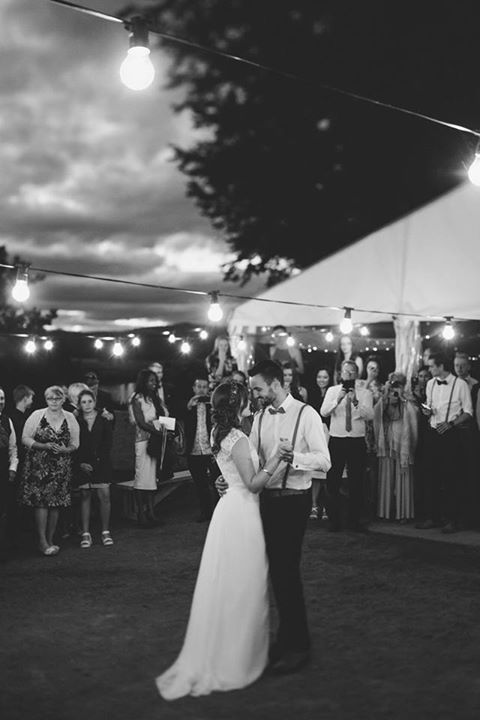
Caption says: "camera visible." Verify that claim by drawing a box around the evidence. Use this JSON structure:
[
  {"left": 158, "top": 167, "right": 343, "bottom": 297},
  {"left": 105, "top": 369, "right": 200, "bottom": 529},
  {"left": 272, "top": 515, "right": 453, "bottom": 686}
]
[
  {"left": 341, "top": 379, "right": 355, "bottom": 391},
  {"left": 197, "top": 395, "right": 209, "bottom": 403}
]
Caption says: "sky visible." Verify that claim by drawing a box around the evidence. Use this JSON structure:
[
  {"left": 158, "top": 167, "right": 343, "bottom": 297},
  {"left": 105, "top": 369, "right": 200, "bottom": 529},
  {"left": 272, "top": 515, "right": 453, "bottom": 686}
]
[{"left": 0, "top": 0, "right": 264, "bottom": 332}]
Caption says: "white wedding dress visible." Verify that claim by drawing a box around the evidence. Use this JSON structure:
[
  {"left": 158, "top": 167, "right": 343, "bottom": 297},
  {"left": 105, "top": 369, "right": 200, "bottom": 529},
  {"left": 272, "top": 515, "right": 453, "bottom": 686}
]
[{"left": 156, "top": 428, "right": 269, "bottom": 700}]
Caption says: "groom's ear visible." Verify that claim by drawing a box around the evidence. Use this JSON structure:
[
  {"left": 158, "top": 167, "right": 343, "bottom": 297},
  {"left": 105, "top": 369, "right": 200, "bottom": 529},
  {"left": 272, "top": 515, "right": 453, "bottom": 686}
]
[{"left": 271, "top": 378, "right": 282, "bottom": 391}]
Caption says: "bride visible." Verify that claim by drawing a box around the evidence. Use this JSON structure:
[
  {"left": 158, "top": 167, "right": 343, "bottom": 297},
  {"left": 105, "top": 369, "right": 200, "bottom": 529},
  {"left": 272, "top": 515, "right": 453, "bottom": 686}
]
[{"left": 156, "top": 381, "right": 286, "bottom": 700}]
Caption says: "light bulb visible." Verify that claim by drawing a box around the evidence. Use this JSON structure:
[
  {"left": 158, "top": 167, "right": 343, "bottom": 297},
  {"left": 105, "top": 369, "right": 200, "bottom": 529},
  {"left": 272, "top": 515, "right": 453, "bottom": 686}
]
[
  {"left": 442, "top": 323, "right": 455, "bottom": 340},
  {"left": 44, "top": 339, "right": 53, "bottom": 351},
  {"left": 180, "top": 340, "right": 191, "bottom": 354},
  {"left": 360, "top": 326, "right": 369, "bottom": 336},
  {"left": 286, "top": 334, "right": 295, "bottom": 347},
  {"left": 340, "top": 317, "right": 353, "bottom": 334},
  {"left": 25, "top": 339, "right": 36, "bottom": 354},
  {"left": 207, "top": 292, "right": 224, "bottom": 322},
  {"left": 120, "top": 46, "right": 155, "bottom": 91},
  {"left": 112, "top": 341, "right": 124, "bottom": 357},
  {"left": 168, "top": 333, "right": 176, "bottom": 344},
  {"left": 12, "top": 266, "right": 30, "bottom": 303},
  {"left": 237, "top": 337, "right": 247, "bottom": 352},
  {"left": 94, "top": 339, "right": 104, "bottom": 350},
  {"left": 325, "top": 331, "right": 334, "bottom": 343},
  {"left": 199, "top": 330, "right": 208, "bottom": 340},
  {"left": 131, "top": 336, "right": 141, "bottom": 347},
  {"left": 468, "top": 153, "right": 480, "bottom": 186}
]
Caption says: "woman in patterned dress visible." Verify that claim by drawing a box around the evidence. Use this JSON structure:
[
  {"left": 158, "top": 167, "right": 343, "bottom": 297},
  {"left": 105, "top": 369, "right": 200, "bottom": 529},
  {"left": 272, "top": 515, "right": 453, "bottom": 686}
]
[{"left": 20, "top": 386, "right": 80, "bottom": 556}]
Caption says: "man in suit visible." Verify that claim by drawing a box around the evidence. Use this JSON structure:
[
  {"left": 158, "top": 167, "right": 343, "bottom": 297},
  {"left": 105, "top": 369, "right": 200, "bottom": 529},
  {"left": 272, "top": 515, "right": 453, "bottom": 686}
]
[{"left": 184, "top": 376, "right": 219, "bottom": 522}]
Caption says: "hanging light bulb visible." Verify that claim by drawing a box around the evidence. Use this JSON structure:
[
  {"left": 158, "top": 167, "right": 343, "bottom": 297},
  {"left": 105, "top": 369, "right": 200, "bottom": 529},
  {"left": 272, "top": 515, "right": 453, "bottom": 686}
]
[
  {"left": 442, "top": 317, "right": 455, "bottom": 340},
  {"left": 131, "top": 335, "right": 141, "bottom": 347},
  {"left": 468, "top": 152, "right": 480, "bottom": 186},
  {"left": 180, "top": 340, "right": 191, "bottom": 354},
  {"left": 119, "top": 18, "right": 155, "bottom": 91},
  {"left": 237, "top": 335, "right": 247, "bottom": 352},
  {"left": 286, "top": 334, "right": 295, "bottom": 347},
  {"left": 11, "top": 265, "right": 30, "bottom": 303},
  {"left": 360, "top": 325, "right": 369, "bottom": 336},
  {"left": 325, "top": 331, "right": 334, "bottom": 343},
  {"left": 43, "top": 339, "right": 54, "bottom": 351},
  {"left": 25, "top": 338, "right": 36, "bottom": 355},
  {"left": 339, "top": 308, "right": 353, "bottom": 334},
  {"left": 168, "top": 332, "right": 176, "bottom": 344},
  {"left": 207, "top": 292, "right": 224, "bottom": 322},
  {"left": 94, "top": 338, "right": 104, "bottom": 350},
  {"left": 199, "top": 329, "right": 208, "bottom": 340},
  {"left": 112, "top": 340, "right": 124, "bottom": 357}
]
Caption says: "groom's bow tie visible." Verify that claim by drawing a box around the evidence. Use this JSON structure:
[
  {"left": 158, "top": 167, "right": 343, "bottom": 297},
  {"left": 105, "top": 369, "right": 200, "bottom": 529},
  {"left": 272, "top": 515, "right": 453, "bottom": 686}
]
[
  {"left": 436, "top": 380, "right": 448, "bottom": 386},
  {"left": 268, "top": 406, "right": 286, "bottom": 415}
]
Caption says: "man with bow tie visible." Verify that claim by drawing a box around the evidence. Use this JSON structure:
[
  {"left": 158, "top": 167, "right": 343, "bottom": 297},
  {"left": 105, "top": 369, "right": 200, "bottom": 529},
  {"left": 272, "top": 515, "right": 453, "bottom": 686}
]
[
  {"left": 217, "top": 359, "right": 330, "bottom": 675},
  {"left": 416, "top": 352, "right": 472, "bottom": 533}
]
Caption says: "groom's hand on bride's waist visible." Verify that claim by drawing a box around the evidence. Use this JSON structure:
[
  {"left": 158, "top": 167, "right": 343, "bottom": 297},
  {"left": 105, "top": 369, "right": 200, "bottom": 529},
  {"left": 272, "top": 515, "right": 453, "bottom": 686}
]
[{"left": 215, "top": 475, "right": 229, "bottom": 496}]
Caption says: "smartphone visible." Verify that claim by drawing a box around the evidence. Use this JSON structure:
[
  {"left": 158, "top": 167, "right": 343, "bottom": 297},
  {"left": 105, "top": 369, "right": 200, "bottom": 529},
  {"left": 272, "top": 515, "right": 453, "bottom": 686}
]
[
  {"left": 421, "top": 403, "right": 431, "bottom": 411},
  {"left": 342, "top": 379, "right": 355, "bottom": 391}
]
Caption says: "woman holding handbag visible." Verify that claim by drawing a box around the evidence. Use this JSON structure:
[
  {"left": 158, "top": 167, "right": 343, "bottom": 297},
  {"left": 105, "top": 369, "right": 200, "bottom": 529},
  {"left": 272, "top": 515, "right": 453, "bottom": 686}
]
[{"left": 131, "top": 369, "right": 165, "bottom": 527}]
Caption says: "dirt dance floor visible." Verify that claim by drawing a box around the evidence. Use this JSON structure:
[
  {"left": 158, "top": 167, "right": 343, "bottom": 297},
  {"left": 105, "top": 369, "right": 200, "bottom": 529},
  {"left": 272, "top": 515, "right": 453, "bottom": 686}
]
[{"left": 3, "top": 483, "right": 480, "bottom": 720}]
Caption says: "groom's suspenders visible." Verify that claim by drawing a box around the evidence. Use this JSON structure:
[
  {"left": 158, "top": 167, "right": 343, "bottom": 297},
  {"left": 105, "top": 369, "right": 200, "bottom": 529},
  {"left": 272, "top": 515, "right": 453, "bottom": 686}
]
[{"left": 257, "top": 404, "right": 308, "bottom": 491}]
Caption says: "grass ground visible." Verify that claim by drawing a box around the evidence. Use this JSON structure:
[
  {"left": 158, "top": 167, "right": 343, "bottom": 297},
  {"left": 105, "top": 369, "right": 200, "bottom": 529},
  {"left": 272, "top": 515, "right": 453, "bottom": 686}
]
[{"left": 3, "top": 483, "right": 480, "bottom": 720}]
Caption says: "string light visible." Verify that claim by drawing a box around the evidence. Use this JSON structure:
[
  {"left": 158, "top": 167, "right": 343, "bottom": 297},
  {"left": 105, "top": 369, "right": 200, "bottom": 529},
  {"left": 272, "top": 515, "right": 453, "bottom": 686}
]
[
  {"left": 237, "top": 335, "right": 247, "bottom": 352},
  {"left": 112, "top": 340, "right": 124, "bottom": 357},
  {"left": 94, "top": 338, "right": 104, "bottom": 349},
  {"left": 130, "top": 335, "right": 141, "bottom": 347},
  {"left": 442, "top": 317, "right": 455, "bottom": 340},
  {"left": 340, "top": 308, "right": 353, "bottom": 334},
  {"left": 119, "top": 18, "right": 155, "bottom": 91},
  {"left": 25, "top": 338, "right": 36, "bottom": 354},
  {"left": 11, "top": 265, "right": 30, "bottom": 303},
  {"left": 168, "top": 333, "right": 176, "bottom": 344},
  {"left": 199, "top": 329, "right": 208, "bottom": 340},
  {"left": 360, "top": 325, "right": 370, "bottom": 336},
  {"left": 325, "top": 331, "right": 334, "bottom": 343},
  {"left": 180, "top": 340, "right": 191, "bottom": 354},
  {"left": 43, "top": 339, "right": 54, "bottom": 351},
  {"left": 286, "top": 333, "right": 295, "bottom": 347},
  {"left": 207, "top": 292, "right": 224, "bottom": 322}
]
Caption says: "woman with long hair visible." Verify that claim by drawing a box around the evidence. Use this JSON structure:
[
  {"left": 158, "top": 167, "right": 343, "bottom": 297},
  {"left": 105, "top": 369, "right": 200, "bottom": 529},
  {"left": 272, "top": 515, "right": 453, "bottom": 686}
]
[
  {"left": 156, "top": 381, "right": 287, "bottom": 700},
  {"left": 205, "top": 335, "right": 238, "bottom": 389},
  {"left": 131, "top": 369, "right": 165, "bottom": 528},
  {"left": 282, "top": 362, "right": 308, "bottom": 402},
  {"left": 308, "top": 368, "right": 332, "bottom": 520},
  {"left": 75, "top": 389, "right": 114, "bottom": 548},
  {"left": 333, "top": 335, "right": 363, "bottom": 385}
]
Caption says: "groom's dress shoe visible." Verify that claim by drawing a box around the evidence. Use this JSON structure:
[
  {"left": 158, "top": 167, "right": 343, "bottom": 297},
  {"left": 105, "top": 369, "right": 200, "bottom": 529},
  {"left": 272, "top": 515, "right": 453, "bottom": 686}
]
[{"left": 270, "top": 650, "right": 310, "bottom": 676}]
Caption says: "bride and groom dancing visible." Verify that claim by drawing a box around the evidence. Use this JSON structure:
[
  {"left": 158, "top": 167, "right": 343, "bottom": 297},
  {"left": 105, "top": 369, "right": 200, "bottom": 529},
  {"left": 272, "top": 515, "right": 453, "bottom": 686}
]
[{"left": 156, "top": 360, "right": 331, "bottom": 700}]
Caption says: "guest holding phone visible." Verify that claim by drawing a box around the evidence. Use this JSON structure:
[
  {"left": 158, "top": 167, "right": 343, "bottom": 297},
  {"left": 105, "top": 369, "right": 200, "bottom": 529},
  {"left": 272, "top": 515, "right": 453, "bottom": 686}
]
[{"left": 321, "top": 360, "right": 373, "bottom": 531}]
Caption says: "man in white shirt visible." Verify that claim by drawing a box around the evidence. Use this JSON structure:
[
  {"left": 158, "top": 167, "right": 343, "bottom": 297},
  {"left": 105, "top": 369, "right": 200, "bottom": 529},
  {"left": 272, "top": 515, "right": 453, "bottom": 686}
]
[
  {"left": 248, "top": 360, "right": 330, "bottom": 675},
  {"left": 416, "top": 352, "right": 473, "bottom": 533},
  {"left": 0, "top": 386, "right": 18, "bottom": 560},
  {"left": 320, "top": 359, "right": 373, "bottom": 532}
]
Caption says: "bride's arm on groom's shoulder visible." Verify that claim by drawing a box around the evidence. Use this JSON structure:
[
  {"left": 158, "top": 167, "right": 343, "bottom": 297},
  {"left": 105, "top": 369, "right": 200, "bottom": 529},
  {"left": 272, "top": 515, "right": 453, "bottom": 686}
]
[{"left": 231, "top": 436, "right": 285, "bottom": 494}]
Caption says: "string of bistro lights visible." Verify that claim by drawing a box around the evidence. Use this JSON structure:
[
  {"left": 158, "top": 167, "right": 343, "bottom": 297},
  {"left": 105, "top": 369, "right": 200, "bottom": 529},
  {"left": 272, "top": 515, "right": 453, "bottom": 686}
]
[
  {"left": 1, "top": 262, "right": 469, "bottom": 357},
  {"left": 9, "top": 2, "right": 477, "bottom": 355}
]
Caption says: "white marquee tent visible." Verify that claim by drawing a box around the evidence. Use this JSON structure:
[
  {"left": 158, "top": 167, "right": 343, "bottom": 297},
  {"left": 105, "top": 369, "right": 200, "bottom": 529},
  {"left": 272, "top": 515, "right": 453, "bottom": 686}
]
[{"left": 228, "top": 182, "right": 480, "bottom": 335}]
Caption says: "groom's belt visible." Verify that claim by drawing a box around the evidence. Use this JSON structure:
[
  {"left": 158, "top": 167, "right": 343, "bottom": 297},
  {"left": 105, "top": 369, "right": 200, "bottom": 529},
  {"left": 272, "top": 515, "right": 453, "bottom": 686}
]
[{"left": 263, "top": 488, "right": 310, "bottom": 497}]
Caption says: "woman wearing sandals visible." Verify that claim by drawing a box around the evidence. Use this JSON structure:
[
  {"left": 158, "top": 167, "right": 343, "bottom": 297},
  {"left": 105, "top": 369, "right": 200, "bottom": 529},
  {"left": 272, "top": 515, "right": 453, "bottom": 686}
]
[
  {"left": 20, "top": 386, "right": 80, "bottom": 556},
  {"left": 75, "top": 389, "right": 114, "bottom": 548}
]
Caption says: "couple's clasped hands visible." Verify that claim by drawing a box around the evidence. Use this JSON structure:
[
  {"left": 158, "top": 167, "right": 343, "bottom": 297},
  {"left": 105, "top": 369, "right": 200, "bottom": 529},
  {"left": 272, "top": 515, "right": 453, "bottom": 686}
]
[{"left": 215, "top": 438, "right": 293, "bottom": 496}]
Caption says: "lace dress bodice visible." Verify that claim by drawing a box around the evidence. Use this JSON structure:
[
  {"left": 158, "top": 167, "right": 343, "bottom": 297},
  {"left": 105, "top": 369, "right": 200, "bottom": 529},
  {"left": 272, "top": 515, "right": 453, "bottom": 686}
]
[{"left": 214, "top": 428, "right": 259, "bottom": 492}]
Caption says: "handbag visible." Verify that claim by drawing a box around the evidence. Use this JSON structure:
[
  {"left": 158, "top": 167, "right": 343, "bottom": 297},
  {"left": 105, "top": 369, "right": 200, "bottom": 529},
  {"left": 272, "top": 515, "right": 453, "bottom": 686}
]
[{"left": 146, "top": 431, "right": 165, "bottom": 459}]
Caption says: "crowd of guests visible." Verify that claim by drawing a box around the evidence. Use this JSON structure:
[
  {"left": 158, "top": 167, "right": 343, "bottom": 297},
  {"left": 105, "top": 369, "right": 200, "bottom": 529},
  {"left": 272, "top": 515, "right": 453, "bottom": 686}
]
[{"left": 2, "top": 328, "right": 480, "bottom": 560}]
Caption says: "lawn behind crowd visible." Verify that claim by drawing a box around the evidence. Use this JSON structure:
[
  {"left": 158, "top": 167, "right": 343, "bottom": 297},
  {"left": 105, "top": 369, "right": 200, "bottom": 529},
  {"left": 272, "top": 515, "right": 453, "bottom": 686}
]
[{"left": 3, "top": 483, "right": 480, "bottom": 720}]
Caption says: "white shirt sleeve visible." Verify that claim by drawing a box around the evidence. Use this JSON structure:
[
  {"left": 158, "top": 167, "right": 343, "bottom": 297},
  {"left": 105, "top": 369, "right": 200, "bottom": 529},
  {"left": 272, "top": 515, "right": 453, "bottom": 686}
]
[
  {"left": 8, "top": 420, "right": 18, "bottom": 472},
  {"left": 320, "top": 386, "right": 340, "bottom": 417},
  {"left": 291, "top": 406, "right": 331, "bottom": 473},
  {"left": 458, "top": 379, "right": 473, "bottom": 417}
]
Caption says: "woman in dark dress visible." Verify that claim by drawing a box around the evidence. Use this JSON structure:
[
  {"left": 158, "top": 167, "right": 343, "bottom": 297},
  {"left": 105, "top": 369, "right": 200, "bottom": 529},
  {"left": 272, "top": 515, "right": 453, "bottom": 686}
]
[
  {"left": 309, "top": 368, "right": 332, "bottom": 519},
  {"left": 75, "top": 389, "right": 114, "bottom": 548}
]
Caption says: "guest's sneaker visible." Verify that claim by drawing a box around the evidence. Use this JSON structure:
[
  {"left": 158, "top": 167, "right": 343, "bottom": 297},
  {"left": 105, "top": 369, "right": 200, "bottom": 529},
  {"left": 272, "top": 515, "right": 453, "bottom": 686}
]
[
  {"left": 101, "top": 531, "right": 114, "bottom": 546},
  {"left": 309, "top": 506, "right": 318, "bottom": 520},
  {"left": 80, "top": 532, "right": 92, "bottom": 548}
]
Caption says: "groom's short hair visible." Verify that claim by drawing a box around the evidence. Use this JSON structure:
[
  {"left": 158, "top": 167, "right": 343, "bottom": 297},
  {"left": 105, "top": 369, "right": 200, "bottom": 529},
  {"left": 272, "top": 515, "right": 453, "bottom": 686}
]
[{"left": 248, "top": 360, "right": 284, "bottom": 386}]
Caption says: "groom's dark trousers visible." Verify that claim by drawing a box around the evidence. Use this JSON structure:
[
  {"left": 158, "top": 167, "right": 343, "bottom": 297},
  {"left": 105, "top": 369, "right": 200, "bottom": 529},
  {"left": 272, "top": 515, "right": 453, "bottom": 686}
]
[{"left": 260, "top": 490, "right": 311, "bottom": 653}]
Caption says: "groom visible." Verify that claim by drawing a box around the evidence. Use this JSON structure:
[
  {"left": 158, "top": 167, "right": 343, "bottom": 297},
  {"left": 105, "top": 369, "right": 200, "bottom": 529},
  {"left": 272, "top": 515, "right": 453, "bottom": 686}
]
[{"left": 217, "top": 360, "right": 331, "bottom": 674}]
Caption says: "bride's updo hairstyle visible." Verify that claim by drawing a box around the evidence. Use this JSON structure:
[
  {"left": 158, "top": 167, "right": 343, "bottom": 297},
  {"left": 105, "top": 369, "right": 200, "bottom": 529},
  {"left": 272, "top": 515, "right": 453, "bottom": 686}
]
[{"left": 211, "top": 381, "right": 249, "bottom": 455}]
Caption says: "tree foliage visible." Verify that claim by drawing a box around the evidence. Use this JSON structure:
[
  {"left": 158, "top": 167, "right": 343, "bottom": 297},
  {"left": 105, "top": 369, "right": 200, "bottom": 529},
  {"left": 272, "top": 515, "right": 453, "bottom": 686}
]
[
  {"left": 0, "top": 246, "right": 57, "bottom": 333},
  {"left": 123, "top": 1, "right": 478, "bottom": 285}
]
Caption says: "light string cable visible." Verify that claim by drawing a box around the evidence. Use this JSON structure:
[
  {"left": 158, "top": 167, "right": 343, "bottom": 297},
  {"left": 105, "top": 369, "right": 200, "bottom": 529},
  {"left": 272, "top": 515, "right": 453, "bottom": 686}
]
[
  {"left": 0, "top": 262, "right": 473, "bottom": 323},
  {"left": 49, "top": 0, "right": 480, "bottom": 139}
]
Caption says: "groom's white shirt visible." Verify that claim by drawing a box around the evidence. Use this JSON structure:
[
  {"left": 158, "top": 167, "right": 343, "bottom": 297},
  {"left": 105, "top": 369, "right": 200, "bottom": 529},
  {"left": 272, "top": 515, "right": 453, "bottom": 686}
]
[{"left": 249, "top": 393, "right": 331, "bottom": 490}]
